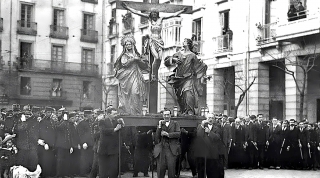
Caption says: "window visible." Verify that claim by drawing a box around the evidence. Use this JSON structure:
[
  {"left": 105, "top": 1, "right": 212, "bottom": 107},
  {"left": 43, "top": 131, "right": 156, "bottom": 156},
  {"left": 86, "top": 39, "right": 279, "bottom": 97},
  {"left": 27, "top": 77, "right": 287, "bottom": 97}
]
[
  {"left": 112, "top": 8, "right": 116, "bottom": 21},
  {"left": 52, "top": 45, "right": 64, "bottom": 62},
  {"left": 83, "top": 13, "right": 94, "bottom": 33},
  {"left": 53, "top": 9, "right": 65, "bottom": 29},
  {"left": 219, "top": 11, "right": 229, "bottom": 35},
  {"left": 83, "top": 81, "right": 91, "bottom": 99},
  {"left": 110, "top": 45, "right": 116, "bottom": 63},
  {"left": 19, "top": 42, "right": 33, "bottom": 69},
  {"left": 82, "top": 49, "right": 94, "bottom": 64},
  {"left": 192, "top": 18, "right": 202, "bottom": 41},
  {"left": 162, "top": 19, "right": 181, "bottom": 47},
  {"left": 51, "top": 79, "right": 62, "bottom": 97},
  {"left": 20, "top": 77, "right": 31, "bottom": 95},
  {"left": 20, "top": 3, "right": 33, "bottom": 28}
]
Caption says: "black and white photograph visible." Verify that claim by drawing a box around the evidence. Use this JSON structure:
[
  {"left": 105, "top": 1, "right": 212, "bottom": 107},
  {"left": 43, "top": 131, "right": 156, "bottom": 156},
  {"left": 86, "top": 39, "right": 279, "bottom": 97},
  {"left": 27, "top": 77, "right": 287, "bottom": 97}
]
[{"left": 1, "top": 0, "right": 320, "bottom": 178}]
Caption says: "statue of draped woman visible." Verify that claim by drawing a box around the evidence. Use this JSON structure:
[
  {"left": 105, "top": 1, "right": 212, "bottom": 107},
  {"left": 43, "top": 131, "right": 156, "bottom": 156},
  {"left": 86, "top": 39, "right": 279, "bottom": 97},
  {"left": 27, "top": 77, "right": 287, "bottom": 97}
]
[{"left": 114, "top": 35, "right": 150, "bottom": 115}]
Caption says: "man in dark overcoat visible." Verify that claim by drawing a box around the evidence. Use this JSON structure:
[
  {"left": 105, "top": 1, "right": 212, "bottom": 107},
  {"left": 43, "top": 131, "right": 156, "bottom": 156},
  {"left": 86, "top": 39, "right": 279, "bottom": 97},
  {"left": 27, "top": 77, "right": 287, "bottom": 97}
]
[
  {"left": 38, "top": 107, "right": 57, "bottom": 177},
  {"left": 97, "top": 108, "right": 123, "bottom": 178},
  {"left": 13, "top": 107, "right": 39, "bottom": 172},
  {"left": 78, "top": 110, "right": 94, "bottom": 176}
]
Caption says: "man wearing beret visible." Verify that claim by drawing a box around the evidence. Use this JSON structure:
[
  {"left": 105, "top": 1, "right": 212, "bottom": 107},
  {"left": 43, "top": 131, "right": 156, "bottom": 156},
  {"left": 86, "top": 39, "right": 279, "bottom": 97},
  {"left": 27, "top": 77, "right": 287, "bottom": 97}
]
[
  {"left": 13, "top": 107, "right": 39, "bottom": 172},
  {"left": 38, "top": 107, "right": 57, "bottom": 177}
]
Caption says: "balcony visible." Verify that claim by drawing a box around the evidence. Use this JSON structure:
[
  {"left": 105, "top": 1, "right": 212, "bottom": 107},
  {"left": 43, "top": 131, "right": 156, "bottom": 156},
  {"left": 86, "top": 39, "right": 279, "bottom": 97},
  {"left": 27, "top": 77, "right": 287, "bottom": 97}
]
[
  {"left": 108, "top": 22, "right": 119, "bottom": 39},
  {"left": 212, "top": 34, "right": 232, "bottom": 54},
  {"left": 81, "top": 0, "right": 98, "bottom": 4},
  {"left": 50, "top": 25, "right": 69, "bottom": 40},
  {"left": 49, "top": 90, "right": 67, "bottom": 100},
  {"left": 256, "top": 22, "right": 277, "bottom": 46},
  {"left": 122, "top": 17, "right": 135, "bottom": 34},
  {"left": 16, "top": 58, "right": 99, "bottom": 77},
  {"left": 277, "top": 10, "right": 320, "bottom": 41},
  {"left": 80, "top": 29, "right": 98, "bottom": 43},
  {"left": 106, "top": 63, "right": 115, "bottom": 76},
  {"left": 17, "top": 20, "right": 37, "bottom": 36},
  {"left": 0, "top": 18, "right": 3, "bottom": 32}
]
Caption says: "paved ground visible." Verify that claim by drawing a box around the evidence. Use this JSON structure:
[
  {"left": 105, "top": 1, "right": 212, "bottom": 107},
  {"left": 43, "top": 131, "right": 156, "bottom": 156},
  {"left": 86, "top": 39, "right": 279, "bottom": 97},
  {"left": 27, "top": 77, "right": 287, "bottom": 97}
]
[{"left": 121, "top": 169, "right": 320, "bottom": 178}]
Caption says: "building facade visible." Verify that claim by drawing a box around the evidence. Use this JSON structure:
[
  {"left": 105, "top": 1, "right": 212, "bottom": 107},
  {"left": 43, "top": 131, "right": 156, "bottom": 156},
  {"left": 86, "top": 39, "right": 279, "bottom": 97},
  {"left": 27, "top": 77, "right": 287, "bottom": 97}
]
[
  {"left": 104, "top": 0, "right": 320, "bottom": 123},
  {"left": 0, "top": 0, "right": 104, "bottom": 110}
]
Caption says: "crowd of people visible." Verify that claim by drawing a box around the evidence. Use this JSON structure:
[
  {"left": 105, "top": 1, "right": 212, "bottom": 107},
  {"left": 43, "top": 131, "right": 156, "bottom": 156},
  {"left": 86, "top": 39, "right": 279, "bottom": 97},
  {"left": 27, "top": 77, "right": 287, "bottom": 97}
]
[{"left": 1, "top": 104, "right": 320, "bottom": 178}]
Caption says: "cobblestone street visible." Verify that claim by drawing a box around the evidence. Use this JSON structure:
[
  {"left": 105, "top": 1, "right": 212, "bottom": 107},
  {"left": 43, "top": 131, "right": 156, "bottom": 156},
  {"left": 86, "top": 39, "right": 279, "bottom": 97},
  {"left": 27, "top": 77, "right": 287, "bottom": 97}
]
[{"left": 121, "top": 169, "right": 320, "bottom": 178}]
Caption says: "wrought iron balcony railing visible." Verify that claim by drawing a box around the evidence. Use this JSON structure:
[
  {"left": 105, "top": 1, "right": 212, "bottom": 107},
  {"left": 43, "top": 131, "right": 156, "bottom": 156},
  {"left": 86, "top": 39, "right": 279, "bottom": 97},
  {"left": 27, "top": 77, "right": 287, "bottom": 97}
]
[
  {"left": 81, "top": 0, "right": 98, "bottom": 4},
  {"left": 17, "top": 20, "right": 37, "bottom": 36},
  {"left": 50, "top": 25, "right": 69, "bottom": 40},
  {"left": 49, "top": 90, "right": 67, "bottom": 100},
  {"left": 256, "top": 22, "right": 277, "bottom": 45},
  {"left": 212, "top": 34, "right": 232, "bottom": 53},
  {"left": 16, "top": 57, "right": 99, "bottom": 76},
  {"left": 80, "top": 29, "right": 98, "bottom": 43},
  {"left": 0, "top": 18, "right": 3, "bottom": 32}
]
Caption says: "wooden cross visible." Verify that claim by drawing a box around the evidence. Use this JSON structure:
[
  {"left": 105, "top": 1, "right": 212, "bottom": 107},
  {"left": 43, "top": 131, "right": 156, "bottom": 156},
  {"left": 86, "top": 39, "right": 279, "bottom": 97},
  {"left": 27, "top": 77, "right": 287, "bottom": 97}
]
[
  {"left": 116, "top": 0, "right": 192, "bottom": 114},
  {"left": 116, "top": 0, "right": 193, "bottom": 14}
]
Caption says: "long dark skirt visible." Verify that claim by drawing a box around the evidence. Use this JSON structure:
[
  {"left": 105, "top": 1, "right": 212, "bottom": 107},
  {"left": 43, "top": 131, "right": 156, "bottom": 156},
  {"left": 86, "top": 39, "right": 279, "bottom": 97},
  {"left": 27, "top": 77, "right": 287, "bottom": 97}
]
[{"left": 38, "top": 147, "right": 56, "bottom": 177}]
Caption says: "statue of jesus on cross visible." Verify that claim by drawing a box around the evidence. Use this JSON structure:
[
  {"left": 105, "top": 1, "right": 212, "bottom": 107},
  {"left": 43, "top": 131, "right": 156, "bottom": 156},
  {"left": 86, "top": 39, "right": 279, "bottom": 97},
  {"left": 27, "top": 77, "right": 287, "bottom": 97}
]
[{"left": 121, "top": 2, "right": 187, "bottom": 81}]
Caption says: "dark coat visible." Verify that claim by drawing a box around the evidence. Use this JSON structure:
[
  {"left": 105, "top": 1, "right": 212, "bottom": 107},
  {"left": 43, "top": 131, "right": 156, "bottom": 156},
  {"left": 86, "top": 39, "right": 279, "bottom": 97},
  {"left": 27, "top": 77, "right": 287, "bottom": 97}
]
[
  {"left": 220, "top": 123, "right": 231, "bottom": 147},
  {"left": 77, "top": 119, "right": 94, "bottom": 147},
  {"left": 13, "top": 116, "right": 39, "bottom": 150},
  {"left": 232, "top": 125, "right": 246, "bottom": 145},
  {"left": 92, "top": 120, "right": 100, "bottom": 153},
  {"left": 287, "top": 126, "right": 299, "bottom": 148},
  {"left": 97, "top": 117, "right": 119, "bottom": 155},
  {"left": 245, "top": 121, "right": 256, "bottom": 143},
  {"left": 39, "top": 116, "right": 56, "bottom": 148},
  {"left": 194, "top": 124, "right": 221, "bottom": 159},
  {"left": 297, "top": 128, "right": 310, "bottom": 148},
  {"left": 55, "top": 120, "right": 77, "bottom": 149},
  {"left": 154, "top": 120, "right": 181, "bottom": 158},
  {"left": 255, "top": 122, "right": 269, "bottom": 145}
]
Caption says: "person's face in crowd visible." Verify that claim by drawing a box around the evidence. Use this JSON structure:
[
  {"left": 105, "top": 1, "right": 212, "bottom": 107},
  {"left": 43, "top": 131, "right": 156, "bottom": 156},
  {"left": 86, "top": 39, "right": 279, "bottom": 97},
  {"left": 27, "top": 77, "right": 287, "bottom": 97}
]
[
  {"left": 282, "top": 121, "right": 288, "bottom": 128},
  {"left": 51, "top": 114, "right": 58, "bottom": 122},
  {"left": 45, "top": 111, "right": 52, "bottom": 117},
  {"left": 57, "top": 111, "right": 62, "bottom": 117},
  {"left": 258, "top": 115, "right": 263, "bottom": 122},
  {"left": 6, "top": 140, "right": 13, "bottom": 148},
  {"left": 0, "top": 123, "right": 4, "bottom": 130},
  {"left": 308, "top": 124, "right": 312, "bottom": 130},
  {"left": 235, "top": 120, "right": 240, "bottom": 127},
  {"left": 75, "top": 114, "right": 80, "bottom": 122},
  {"left": 272, "top": 119, "right": 278, "bottom": 126},
  {"left": 207, "top": 117, "right": 214, "bottom": 125},
  {"left": 109, "top": 110, "right": 118, "bottom": 120},
  {"left": 290, "top": 120, "right": 295, "bottom": 127},
  {"left": 150, "top": 11, "right": 158, "bottom": 21},
  {"left": 299, "top": 122, "right": 304, "bottom": 129},
  {"left": 163, "top": 111, "right": 171, "bottom": 122}
]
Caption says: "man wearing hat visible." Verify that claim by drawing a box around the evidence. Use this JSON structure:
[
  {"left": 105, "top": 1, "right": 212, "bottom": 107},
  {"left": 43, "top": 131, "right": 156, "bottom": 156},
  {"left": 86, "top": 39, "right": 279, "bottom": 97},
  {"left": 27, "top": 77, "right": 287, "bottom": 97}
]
[
  {"left": 154, "top": 110, "right": 181, "bottom": 178},
  {"left": 77, "top": 110, "right": 94, "bottom": 176},
  {"left": 4, "top": 105, "right": 21, "bottom": 135},
  {"left": 297, "top": 120, "right": 310, "bottom": 169},
  {"left": 38, "top": 107, "right": 57, "bottom": 177},
  {"left": 13, "top": 107, "right": 39, "bottom": 172},
  {"left": 229, "top": 118, "right": 246, "bottom": 169},
  {"left": 286, "top": 119, "right": 299, "bottom": 169}
]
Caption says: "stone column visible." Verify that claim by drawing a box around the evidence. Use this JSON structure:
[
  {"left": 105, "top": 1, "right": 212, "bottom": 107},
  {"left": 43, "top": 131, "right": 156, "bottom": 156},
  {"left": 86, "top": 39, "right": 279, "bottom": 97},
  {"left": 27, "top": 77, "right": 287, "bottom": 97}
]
[
  {"left": 212, "top": 68, "right": 224, "bottom": 114},
  {"left": 285, "top": 56, "right": 306, "bottom": 121},
  {"left": 247, "top": 62, "right": 270, "bottom": 117}
]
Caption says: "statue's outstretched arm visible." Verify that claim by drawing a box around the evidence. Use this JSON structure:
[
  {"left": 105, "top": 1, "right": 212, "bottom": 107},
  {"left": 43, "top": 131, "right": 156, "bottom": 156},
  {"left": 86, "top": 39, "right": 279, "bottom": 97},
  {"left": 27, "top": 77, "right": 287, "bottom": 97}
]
[
  {"left": 163, "top": 7, "right": 187, "bottom": 20},
  {"left": 122, "top": 2, "right": 149, "bottom": 19}
]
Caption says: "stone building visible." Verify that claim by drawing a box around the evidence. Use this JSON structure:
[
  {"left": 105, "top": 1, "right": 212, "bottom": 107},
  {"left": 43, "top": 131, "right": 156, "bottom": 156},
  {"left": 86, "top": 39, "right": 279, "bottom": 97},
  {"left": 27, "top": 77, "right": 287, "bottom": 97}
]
[
  {"left": 104, "top": 0, "right": 320, "bottom": 122},
  {"left": 0, "top": 0, "right": 104, "bottom": 110}
]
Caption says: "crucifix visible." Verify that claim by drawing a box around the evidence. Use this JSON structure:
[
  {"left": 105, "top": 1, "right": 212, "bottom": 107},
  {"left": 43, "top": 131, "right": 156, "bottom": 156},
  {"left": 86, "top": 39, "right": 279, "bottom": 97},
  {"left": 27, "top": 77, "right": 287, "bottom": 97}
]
[{"left": 116, "top": 0, "right": 192, "bottom": 113}]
